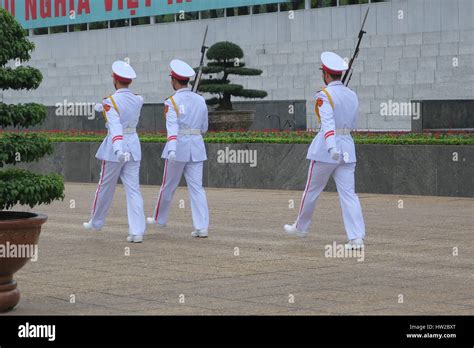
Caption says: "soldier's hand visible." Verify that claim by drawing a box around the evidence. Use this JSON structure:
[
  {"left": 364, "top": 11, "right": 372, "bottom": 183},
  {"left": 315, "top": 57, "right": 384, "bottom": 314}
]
[
  {"left": 116, "top": 150, "right": 130, "bottom": 163},
  {"left": 329, "top": 148, "right": 341, "bottom": 161},
  {"left": 94, "top": 103, "right": 104, "bottom": 113},
  {"left": 168, "top": 151, "right": 176, "bottom": 163}
]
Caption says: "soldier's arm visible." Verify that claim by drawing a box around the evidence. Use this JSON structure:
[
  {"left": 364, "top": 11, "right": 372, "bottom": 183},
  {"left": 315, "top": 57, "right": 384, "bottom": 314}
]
[
  {"left": 103, "top": 98, "right": 124, "bottom": 155},
  {"left": 137, "top": 94, "right": 144, "bottom": 108},
  {"left": 201, "top": 99, "right": 209, "bottom": 135},
  {"left": 316, "top": 92, "right": 337, "bottom": 152},
  {"left": 165, "top": 99, "right": 179, "bottom": 153}
]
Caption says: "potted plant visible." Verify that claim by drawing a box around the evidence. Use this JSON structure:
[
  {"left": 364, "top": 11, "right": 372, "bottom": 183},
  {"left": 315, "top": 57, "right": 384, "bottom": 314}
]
[
  {"left": 196, "top": 41, "right": 268, "bottom": 131},
  {"left": 0, "top": 9, "right": 64, "bottom": 312}
]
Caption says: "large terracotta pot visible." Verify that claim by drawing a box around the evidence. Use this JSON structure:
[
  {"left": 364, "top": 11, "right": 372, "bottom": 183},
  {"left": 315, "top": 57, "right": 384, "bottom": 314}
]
[
  {"left": 208, "top": 110, "right": 255, "bottom": 131},
  {"left": 0, "top": 212, "right": 47, "bottom": 312}
]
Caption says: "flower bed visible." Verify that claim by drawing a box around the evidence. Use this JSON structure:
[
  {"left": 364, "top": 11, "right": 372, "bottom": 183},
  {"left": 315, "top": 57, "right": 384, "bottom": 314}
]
[{"left": 1, "top": 130, "right": 473, "bottom": 145}]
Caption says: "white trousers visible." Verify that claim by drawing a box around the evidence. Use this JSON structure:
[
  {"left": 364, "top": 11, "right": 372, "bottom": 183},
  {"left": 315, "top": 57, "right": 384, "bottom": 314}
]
[
  {"left": 151, "top": 160, "right": 209, "bottom": 230},
  {"left": 295, "top": 161, "right": 365, "bottom": 240},
  {"left": 89, "top": 160, "right": 146, "bottom": 236}
]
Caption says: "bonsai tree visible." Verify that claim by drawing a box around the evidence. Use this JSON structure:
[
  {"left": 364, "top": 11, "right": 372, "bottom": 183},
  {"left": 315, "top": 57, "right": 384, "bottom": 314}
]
[
  {"left": 0, "top": 8, "right": 64, "bottom": 215},
  {"left": 196, "top": 41, "right": 267, "bottom": 110}
]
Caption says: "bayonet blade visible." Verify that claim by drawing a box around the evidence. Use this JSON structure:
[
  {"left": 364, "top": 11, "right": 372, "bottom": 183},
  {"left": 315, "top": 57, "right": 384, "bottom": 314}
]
[
  {"left": 193, "top": 25, "right": 210, "bottom": 92},
  {"left": 343, "top": 7, "right": 370, "bottom": 86},
  {"left": 200, "top": 25, "right": 209, "bottom": 54},
  {"left": 361, "top": 7, "right": 370, "bottom": 32}
]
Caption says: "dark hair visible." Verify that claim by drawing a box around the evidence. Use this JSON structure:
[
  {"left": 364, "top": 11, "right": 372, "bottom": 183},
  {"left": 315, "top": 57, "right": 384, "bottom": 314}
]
[
  {"left": 115, "top": 78, "right": 131, "bottom": 87},
  {"left": 173, "top": 77, "right": 189, "bottom": 86},
  {"left": 329, "top": 72, "right": 342, "bottom": 80},
  {"left": 321, "top": 68, "right": 342, "bottom": 81}
]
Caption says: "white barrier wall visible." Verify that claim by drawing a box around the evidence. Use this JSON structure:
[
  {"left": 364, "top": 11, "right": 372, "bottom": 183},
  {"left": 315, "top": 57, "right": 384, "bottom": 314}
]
[{"left": 2, "top": 0, "right": 474, "bottom": 130}]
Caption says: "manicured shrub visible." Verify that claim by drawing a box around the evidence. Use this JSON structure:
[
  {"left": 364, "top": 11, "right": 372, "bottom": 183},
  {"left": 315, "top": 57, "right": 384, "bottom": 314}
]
[{"left": 0, "top": 9, "right": 64, "bottom": 211}]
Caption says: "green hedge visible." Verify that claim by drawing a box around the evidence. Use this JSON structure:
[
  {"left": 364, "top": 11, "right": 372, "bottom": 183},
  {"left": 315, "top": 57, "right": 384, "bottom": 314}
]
[
  {"left": 0, "top": 8, "right": 65, "bottom": 212},
  {"left": 0, "top": 133, "right": 54, "bottom": 166},
  {"left": 0, "top": 102, "right": 47, "bottom": 128},
  {"left": 4, "top": 131, "right": 472, "bottom": 146},
  {"left": 0, "top": 66, "right": 43, "bottom": 90},
  {"left": 0, "top": 169, "right": 65, "bottom": 210}
]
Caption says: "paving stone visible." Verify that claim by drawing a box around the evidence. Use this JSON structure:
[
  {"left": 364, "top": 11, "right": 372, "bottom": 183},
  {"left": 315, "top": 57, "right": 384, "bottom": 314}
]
[{"left": 4, "top": 183, "right": 471, "bottom": 315}]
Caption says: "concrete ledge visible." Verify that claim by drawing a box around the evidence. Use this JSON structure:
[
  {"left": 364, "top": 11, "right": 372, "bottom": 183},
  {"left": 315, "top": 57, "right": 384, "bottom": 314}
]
[{"left": 16, "top": 143, "right": 474, "bottom": 198}]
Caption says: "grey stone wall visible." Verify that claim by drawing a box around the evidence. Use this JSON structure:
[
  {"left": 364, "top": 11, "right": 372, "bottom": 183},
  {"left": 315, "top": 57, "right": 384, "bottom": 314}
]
[
  {"left": 16, "top": 142, "right": 474, "bottom": 198},
  {"left": 2, "top": 0, "right": 474, "bottom": 131},
  {"left": 412, "top": 99, "right": 474, "bottom": 132},
  {"left": 19, "top": 100, "right": 307, "bottom": 132}
]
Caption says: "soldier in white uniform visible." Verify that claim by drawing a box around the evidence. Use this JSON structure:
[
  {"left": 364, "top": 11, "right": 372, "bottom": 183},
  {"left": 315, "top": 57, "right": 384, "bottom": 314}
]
[
  {"left": 284, "top": 52, "right": 366, "bottom": 250},
  {"left": 83, "top": 61, "right": 146, "bottom": 243},
  {"left": 147, "top": 59, "right": 210, "bottom": 238}
]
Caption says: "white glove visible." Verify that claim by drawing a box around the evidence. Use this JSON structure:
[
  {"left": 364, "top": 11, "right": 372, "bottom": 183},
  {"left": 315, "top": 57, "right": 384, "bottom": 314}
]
[
  {"left": 168, "top": 150, "right": 176, "bottom": 162},
  {"left": 94, "top": 103, "right": 104, "bottom": 113},
  {"left": 115, "top": 150, "right": 130, "bottom": 163},
  {"left": 329, "top": 148, "right": 341, "bottom": 161}
]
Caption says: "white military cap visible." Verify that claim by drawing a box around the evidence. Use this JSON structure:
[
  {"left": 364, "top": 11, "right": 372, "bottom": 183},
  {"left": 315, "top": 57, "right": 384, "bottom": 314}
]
[
  {"left": 170, "top": 59, "right": 196, "bottom": 81},
  {"left": 112, "top": 60, "right": 137, "bottom": 82},
  {"left": 320, "top": 51, "right": 348, "bottom": 75}
]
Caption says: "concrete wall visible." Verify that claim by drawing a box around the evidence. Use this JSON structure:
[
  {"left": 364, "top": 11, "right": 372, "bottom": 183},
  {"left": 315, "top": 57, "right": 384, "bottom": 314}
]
[
  {"left": 2, "top": 0, "right": 474, "bottom": 131},
  {"left": 16, "top": 142, "right": 474, "bottom": 198}
]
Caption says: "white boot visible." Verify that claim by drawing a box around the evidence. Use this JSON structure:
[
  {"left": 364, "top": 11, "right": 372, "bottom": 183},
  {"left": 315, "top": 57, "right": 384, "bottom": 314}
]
[
  {"left": 146, "top": 217, "right": 166, "bottom": 227},
  {"left": 127, "top": 235, "right": 143, "bottom": 243},
  {"left": 191, "top": 229, "right": 208, "bottom": 238},
  {"left": 83, "top": 221, "right": 101, "bottom": 231},
  {"left": 345, "top": 238, "right": 364, "bottom": 250},
  {"left": 284, "top": 224, "right": 308, "bottom": 238}
]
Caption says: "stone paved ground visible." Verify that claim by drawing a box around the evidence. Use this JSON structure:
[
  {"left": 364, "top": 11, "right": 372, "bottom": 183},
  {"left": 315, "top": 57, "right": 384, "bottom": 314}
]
[{"left": 4, "top": 183, "right": 474, "bottom": 315}]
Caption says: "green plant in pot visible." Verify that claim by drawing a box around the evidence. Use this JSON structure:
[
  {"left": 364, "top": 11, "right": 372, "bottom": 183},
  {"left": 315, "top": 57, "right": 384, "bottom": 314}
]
[
  {"left": 195, "top": 41, "right": 267, "bottom": 131},
  {"left": 0, "top": 8, "right": 64, "bottom": 312}
]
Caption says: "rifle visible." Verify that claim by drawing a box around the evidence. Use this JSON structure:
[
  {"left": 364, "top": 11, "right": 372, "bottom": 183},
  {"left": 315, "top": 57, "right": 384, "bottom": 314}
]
[
  {"left": 192, "top": 25, "right": 209, "bottom": 93},
  {"left": 342, "top": 7, "right": 370, "bottom": 86}
]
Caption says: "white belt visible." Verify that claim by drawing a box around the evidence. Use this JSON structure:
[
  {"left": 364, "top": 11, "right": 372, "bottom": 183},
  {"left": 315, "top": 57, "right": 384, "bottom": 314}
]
[
  {"left": 335, "top": 128, "right": 353, "bottom": 135},
  {"left": 317, "top": 125, "right": 352, "bottom": 135},
  {"left": 123, "top": 127, "right": 136, "bottom": 134},
  {"left": 179, "top": 129, "right": 201, "bottom": 135}
]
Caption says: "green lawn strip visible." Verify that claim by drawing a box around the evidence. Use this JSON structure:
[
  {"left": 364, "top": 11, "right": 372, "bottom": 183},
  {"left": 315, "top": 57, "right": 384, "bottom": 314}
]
[{"left": 2, "top": 131, "right": 473, "bottom": 145}]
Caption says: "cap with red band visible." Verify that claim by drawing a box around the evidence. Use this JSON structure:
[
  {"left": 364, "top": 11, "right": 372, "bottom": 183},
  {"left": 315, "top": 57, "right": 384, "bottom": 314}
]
[
  {"left": 112, "top": 60, "right": 137, "bottom": 83},
  {"left": 113, "top": 73, "right": 132, "bottom": 83},
  {"left": 170, "top": 70, "right": 189, "bottom": 81},
  {"left": 320, "top": 51, "right": 348, "bottom": 75},
  {"left": 170, "top": 59, "right": 196, "bottom": 81}
]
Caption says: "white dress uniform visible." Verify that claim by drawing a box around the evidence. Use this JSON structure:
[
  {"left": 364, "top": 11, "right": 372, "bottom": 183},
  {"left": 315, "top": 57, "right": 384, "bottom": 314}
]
[
  {"left": 285, "top": 52, "right": 366, "bottom": 249},
  {"left": 84, "top": 61, "right": 146, "bottom": 243},
  {"left": 147, "top": 59, "right": 210, "bottom": 237}
]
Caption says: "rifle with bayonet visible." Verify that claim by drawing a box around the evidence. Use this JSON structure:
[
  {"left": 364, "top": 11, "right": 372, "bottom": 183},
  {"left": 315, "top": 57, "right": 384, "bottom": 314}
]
[
  {"left": 342, "top": 7, "right": 370, "bottom": 87},
  {"left": 192, "top": 25, "right": 209, "bottom": 93}
]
